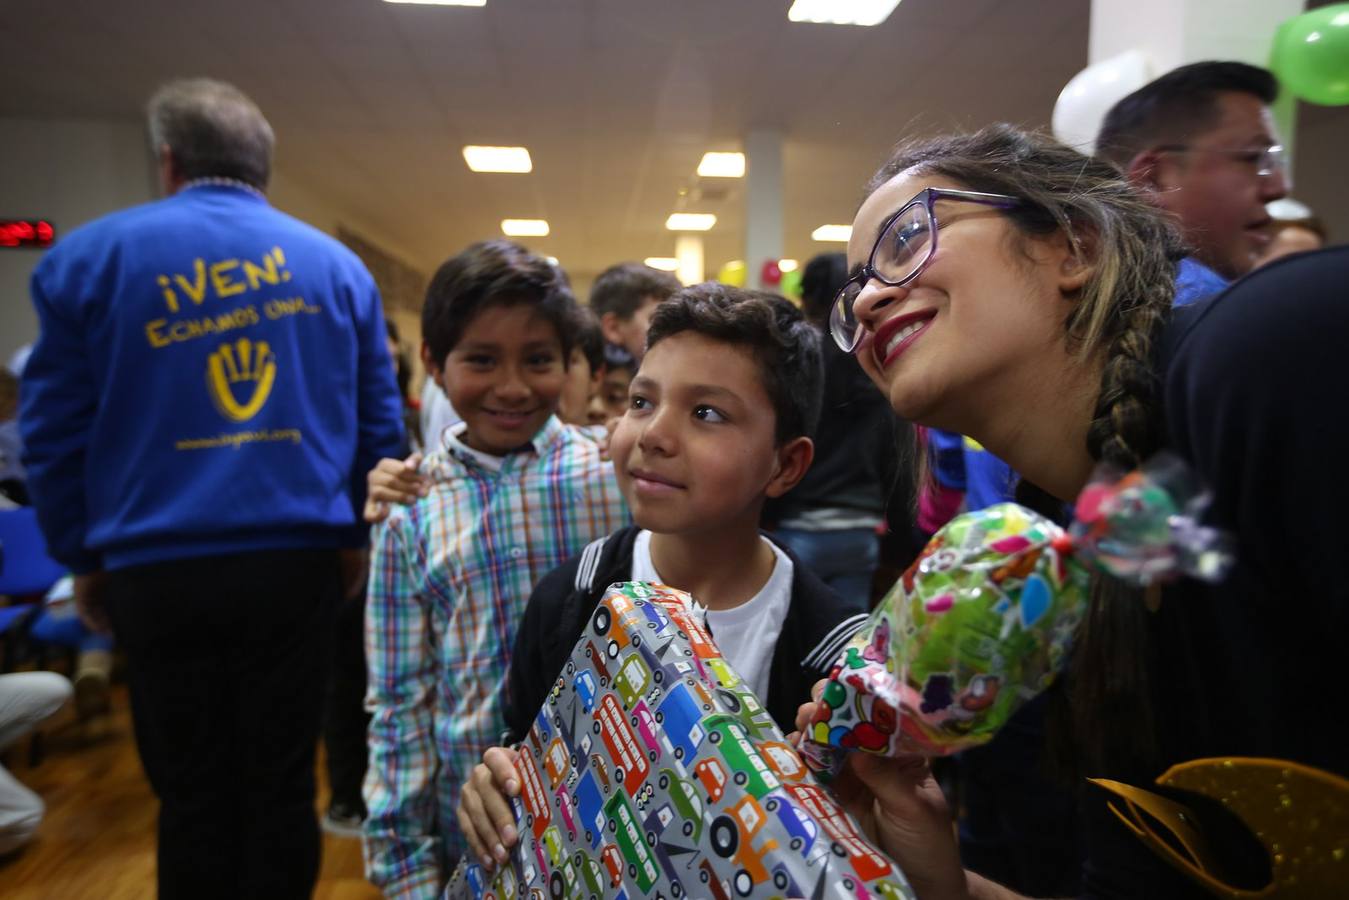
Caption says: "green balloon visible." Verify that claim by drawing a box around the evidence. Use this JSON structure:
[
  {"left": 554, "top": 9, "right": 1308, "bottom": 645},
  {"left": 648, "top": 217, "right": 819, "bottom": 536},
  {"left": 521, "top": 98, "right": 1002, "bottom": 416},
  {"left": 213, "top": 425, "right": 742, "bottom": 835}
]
[
  {"left": 780, "top": 268, "right": 803, "bottom": 299},
  {"left": 1272, "top": 4, "right": 1349, "bottom": 106}
]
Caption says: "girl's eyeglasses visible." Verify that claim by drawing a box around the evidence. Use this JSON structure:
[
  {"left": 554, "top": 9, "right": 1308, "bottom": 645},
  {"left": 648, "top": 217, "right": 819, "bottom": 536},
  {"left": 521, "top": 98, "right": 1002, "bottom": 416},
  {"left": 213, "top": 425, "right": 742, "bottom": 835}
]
[{"left": 830, "top": 187, "right": 1021, "bottom": 353}]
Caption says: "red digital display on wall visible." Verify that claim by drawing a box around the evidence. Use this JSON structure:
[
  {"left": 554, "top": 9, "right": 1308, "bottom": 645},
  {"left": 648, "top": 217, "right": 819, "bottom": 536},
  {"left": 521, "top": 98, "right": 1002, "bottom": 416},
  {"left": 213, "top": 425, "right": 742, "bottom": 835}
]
[{"left": 1, "top": 220, "right": 55, "bottom": 248}]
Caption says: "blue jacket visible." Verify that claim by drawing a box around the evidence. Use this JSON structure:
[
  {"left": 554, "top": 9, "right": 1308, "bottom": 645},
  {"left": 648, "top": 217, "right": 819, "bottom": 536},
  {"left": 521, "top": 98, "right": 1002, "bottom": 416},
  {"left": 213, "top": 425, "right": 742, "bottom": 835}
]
[
  {"left": 1173, "top": 256, "right": 1229, "bottom": 308},
  {"left": 21, "top": 184, "right": 404, "bottom": 573}
]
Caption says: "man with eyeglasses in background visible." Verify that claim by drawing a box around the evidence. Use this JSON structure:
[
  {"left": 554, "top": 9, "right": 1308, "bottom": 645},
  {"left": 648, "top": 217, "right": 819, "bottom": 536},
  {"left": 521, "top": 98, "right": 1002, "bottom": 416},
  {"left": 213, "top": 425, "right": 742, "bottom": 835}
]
[{"left": 1096, "top": 61, "right": 1289, "bottom": 302}]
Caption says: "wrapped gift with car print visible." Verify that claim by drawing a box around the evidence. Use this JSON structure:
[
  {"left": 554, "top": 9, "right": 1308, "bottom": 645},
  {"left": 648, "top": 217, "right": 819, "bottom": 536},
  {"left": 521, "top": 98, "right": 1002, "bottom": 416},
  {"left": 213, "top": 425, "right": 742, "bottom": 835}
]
[{"left": 446, "top": 581, "right": 914, "bottom": 900}]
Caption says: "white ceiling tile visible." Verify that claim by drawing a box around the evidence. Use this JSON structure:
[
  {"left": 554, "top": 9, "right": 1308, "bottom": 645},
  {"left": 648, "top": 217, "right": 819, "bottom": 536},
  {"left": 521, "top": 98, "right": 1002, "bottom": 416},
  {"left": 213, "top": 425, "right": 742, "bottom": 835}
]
[{"left": 2, "top": 0, "right": 1104, "bottom": 277}]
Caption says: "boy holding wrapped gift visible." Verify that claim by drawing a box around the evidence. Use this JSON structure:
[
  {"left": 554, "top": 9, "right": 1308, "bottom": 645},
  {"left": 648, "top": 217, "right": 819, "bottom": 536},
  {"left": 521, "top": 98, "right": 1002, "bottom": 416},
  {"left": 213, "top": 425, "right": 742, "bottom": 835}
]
[
  {"left": 455, "top": 283, "right": 871, "bottom": 872},
  {"left": 361, "top": 241, "right": 629, "bottom": 899}
]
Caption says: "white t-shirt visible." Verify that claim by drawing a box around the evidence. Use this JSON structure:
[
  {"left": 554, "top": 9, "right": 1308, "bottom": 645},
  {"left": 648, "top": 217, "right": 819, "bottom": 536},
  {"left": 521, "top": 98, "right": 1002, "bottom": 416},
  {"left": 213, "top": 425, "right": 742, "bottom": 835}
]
[
  {"left": 445, "top": 423, "right": 504, "bottom": 472},
  {"left": 630, "top": 529, "right": 793, "bottom": 701},
  {"left": 420, "top": 377, "right": 460, "bottom": 453}
]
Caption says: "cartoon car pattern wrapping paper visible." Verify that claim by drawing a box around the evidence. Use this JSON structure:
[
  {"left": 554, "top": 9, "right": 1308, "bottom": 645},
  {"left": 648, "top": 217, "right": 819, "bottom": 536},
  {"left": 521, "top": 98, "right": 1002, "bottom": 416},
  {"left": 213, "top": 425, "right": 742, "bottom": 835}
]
[{"left": 445, "top": 581, "right": 915, "bottom": 900}]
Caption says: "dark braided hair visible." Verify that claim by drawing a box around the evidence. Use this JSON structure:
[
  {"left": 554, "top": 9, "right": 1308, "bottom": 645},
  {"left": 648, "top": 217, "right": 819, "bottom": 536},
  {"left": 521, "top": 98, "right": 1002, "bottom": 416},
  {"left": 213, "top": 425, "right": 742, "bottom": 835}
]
[{"left": 867, "top": 125, "right": 1185, "bottom": 774}]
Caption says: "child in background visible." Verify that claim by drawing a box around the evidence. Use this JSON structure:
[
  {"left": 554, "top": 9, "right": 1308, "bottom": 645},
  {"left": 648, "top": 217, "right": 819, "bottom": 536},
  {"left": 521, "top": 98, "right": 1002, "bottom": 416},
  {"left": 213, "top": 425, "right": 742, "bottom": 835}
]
[
  {"left": 454, "top": 284, "right": 869, "bottom": 873},
  {"left": 764, "top": 252, "right": 919, "bottom": 607},
  {"left": 588, "top": 261, "right": 680, "bottom": 361},
  {"left": 595, "top": 342, "right": 638, "bottom": 423},
  {"left": 362, "top": 241, "right": 628, "bottom": 898},
  {"left": 556, "top": 307, "right": 607, "bottom": 426}
]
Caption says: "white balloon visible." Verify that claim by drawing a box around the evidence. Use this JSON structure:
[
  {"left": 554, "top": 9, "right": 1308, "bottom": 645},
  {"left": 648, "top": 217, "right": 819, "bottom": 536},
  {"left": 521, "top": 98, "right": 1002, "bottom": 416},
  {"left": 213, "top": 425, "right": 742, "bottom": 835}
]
[{"left": 1052, "top": 50, "right": 1155, "bottom": 155}]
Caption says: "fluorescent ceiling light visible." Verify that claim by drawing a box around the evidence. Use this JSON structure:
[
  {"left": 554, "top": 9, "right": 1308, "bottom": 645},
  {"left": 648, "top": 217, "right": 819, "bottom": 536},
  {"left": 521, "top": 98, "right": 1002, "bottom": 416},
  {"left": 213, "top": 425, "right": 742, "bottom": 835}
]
[
  {"left": 1266, "top": 198, "right": 1311, "bottom": 220},
  {"left": 501, "top": 219, "right": 549, "bottom": 237},
  {"left": 385, "top": 0, "right": 486, "bottom": 6},
  {"left": 811, "top": 224, "right": 852, "bottom": 242},
  {"left": 666, "top": 213, "right": 717, "bottom": 232},
  {"left": 644, "top": 257, "right": 680, "bottom": 271},
  {"left": 778, "top": 258, "right": 799, "bottom": 273},
  {"left": 463, "top": 146, "right": 532, "bottom": 173},
  {"left": 787, "top": 0, "right": 902, "bottom": 26},
  {"left": 697, "top": 152, "right": 745, "bottom": 178}
]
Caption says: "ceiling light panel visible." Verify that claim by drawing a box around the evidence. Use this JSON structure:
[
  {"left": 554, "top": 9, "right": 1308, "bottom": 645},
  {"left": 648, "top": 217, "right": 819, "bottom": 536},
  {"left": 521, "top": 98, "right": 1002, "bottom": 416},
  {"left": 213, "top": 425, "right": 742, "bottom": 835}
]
[
  {"left": 463, "top": 146, "right": 532, "bottom": 173},
  {"left": 811, "top": 224, "right": 852, "bottom": 242},
  {"left": 665, "top": 214, "right": 717, "bottom": 232},
  {"left": 501, "top": 219, "right": 549, "bottom": 237},
  {"left": 644, "top": 257, "right": 680, "bottom": 271},
  {"left": 697, "top": 152, "right": 745, "bottom": 178},
  {"left": 787, "top": 0, "right": 902, "bottom": 26},
  {"left": 385, "top": 0, "right": 486, "bottom": 6}
]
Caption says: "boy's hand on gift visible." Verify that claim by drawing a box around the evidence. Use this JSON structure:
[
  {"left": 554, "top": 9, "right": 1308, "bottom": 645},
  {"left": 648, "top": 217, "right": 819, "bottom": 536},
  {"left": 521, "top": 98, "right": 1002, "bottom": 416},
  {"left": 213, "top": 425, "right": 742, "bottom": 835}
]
[
  {"left": 840, "top": 753, "right": 969, "bottom": 900},
  {"left": 795, "top": 681, "right": 970, "bottom": 900},
  {"left": 363, "top": 453, "right": 428, "bottom": 523},
  {"left": 457, "top": 746, "right": 522, "bottom": 873}
]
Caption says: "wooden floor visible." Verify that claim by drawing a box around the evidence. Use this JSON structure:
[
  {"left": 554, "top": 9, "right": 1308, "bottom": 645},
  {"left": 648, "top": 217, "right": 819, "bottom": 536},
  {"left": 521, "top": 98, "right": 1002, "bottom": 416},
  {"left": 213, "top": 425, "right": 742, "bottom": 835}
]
[{"left": 0, "top": 683, "right": 380, "bottom": 899}]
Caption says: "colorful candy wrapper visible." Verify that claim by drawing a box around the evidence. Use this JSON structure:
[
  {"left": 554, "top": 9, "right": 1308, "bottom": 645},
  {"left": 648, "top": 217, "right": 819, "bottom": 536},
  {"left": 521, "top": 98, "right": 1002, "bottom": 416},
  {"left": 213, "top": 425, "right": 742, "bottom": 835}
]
[
  {"left": 803, "top": 454, "right": 1233, "bottom": 773},
  {"left": 1070, "top": 453, "right": 1234, "bottom": 586}
]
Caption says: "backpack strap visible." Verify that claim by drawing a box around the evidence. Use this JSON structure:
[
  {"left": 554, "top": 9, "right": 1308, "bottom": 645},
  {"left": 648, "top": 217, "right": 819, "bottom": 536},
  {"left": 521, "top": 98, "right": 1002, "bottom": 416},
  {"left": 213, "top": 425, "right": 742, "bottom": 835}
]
[
  {"left": 573, "top": 534, "right": 610, "bottom": 593},
  {"left": 801, "top": 612, "right": 869, "bottom": 672}
]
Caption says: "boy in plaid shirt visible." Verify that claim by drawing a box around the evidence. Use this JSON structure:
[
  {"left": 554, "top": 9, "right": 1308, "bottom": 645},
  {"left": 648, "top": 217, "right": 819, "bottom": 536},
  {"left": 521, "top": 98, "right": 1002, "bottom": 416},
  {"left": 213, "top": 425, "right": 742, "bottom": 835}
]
[{"left": 362, "top": 241, "right": 627, "bottom": 898}]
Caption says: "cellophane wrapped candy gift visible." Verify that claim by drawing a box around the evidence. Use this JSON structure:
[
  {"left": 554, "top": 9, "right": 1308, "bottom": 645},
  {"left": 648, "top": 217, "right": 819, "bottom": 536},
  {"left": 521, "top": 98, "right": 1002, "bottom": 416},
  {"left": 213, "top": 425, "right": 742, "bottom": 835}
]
[
  {"left": 446, "top": 581, "right": 914, "bottom": 900},
  {"left": 802, "top": 456, "right": 1234, "bottom": 773},
  {"left": 802, "top": 502, "right": 1087, "bottom": 769}
]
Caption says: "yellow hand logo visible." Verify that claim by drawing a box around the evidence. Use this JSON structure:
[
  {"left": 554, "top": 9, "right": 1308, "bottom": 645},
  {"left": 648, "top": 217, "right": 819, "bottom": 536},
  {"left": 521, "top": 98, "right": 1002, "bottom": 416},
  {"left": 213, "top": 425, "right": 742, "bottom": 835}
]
[{"left": 206, "top": 337, "right": 276, "bottom": 422}]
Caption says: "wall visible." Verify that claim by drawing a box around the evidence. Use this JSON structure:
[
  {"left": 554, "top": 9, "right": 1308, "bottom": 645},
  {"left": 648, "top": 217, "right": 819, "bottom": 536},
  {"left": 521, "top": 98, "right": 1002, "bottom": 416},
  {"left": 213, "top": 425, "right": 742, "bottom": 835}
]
[
  {"left": 0, "top": 117, "right": 156, "bottom": 365},
  {"left": 1294, "top": 106, "right": 1349, "bottom": 244},
  {"left": 338, "top": 227, "right": 431, "bottom": 394},
  {"left": 338, "top": 227, "right": 428, "bottom": 317},
  {"left": 0, "top": 116, "right": 425, "bottom": 369},
  {"left": 269, "top": 168, "right": 355, "bottom": 237}
]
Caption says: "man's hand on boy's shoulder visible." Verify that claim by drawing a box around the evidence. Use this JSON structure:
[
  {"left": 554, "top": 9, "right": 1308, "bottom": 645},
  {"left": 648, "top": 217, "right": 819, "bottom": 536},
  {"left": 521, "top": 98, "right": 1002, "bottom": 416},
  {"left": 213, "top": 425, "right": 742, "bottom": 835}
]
[
  {"left": 562, "top": 417, "right": 621, "bottom": 461},
  {"left": 364, "top": 452, "right": 429, "bottom": 523},
  {"left": 456, "top": 745, "right": 522, "bottom": 874}
]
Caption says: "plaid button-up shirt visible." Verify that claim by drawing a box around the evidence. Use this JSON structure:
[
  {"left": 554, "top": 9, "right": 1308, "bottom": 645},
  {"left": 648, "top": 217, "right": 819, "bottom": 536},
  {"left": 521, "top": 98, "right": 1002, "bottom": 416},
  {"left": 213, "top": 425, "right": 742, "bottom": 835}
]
[{"left": 363, "top": 416, "right": 628, "bottom": 898}]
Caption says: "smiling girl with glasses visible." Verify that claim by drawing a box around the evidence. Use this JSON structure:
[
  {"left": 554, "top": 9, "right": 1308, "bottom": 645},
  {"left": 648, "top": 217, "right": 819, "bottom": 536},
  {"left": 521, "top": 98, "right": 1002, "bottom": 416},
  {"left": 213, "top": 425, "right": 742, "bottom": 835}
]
[{"left": 796, "top": 124, "right": 1348, "bottom": 899}]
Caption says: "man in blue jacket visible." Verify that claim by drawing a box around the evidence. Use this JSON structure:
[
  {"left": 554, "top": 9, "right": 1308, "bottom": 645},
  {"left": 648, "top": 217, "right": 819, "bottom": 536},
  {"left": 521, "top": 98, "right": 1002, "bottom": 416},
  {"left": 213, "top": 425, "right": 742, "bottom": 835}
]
[
  {"left": 1096, "top": 61, "right": 1289, "bottom": 297},
  {"left": 20, "top": 78, "right": 404, "bottom": 899}
]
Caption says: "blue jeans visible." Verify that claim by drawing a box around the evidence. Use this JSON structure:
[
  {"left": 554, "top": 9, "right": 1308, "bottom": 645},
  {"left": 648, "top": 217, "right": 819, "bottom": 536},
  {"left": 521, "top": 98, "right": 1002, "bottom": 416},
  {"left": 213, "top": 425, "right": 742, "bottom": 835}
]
[{"left": 773, "top": 527, "right": 879, "bottom": 608}]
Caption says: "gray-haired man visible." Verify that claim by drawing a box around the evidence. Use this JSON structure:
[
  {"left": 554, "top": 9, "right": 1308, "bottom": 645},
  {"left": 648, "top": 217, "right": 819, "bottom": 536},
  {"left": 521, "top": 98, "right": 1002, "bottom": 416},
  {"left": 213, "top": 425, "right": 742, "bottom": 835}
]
[{"left": 21, "top": 78, "right": 404, "bottom": 897}]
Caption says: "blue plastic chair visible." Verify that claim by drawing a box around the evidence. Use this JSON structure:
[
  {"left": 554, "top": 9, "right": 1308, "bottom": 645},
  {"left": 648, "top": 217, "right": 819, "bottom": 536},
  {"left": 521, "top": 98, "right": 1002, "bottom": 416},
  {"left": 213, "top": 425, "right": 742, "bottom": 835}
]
[
  {"left": 0, "top": 508, "right": 73, "bottom": 763},
  {"left": 0, "top": 603, "right": 36, "bottom": 635},
  {"left": 1, "top": 507, "right": 68, "bottom": 675},
  {"left": 0, "top": 507, "right": 66, "bottom": 597}
]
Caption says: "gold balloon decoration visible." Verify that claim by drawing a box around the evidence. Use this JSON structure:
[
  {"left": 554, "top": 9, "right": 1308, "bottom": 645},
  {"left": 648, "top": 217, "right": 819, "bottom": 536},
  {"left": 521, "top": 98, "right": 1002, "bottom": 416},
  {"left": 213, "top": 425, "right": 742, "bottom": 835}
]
[{"left": 1091, "top": 757, "right": 1348, "bottom": 898}]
